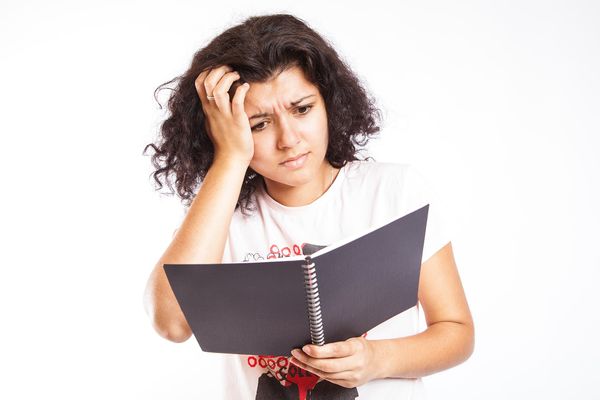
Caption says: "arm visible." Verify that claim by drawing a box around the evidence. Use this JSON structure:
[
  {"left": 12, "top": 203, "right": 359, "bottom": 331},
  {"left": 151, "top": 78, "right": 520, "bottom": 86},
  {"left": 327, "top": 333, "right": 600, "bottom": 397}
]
[
  {"left": 373, "top": 241, "right": 474, "bottom": 378},
  {"left": 143, "top": 157, "right": 248, "bottom": 343},
  {"left": 291, "top": 242, "right": 474, "bottom": 387},
  {"left": 143, "top": 65, "right": 253, "bottom": 343}
]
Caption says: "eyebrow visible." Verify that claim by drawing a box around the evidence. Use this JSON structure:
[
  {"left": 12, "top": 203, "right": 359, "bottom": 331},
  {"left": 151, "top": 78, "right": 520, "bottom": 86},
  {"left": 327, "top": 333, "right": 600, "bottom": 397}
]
[{"left": 248, "top": 94, "right": 316, "bottom": 120}]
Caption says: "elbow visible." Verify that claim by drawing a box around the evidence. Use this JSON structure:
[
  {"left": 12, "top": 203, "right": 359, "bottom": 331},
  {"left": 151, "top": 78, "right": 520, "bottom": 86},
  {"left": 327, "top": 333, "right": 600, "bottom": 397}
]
[
  {"left": 148, "top": 310, "right": 193, "bottom": 343},
  {"left": 453, "top": 313, "right": 475, "bottom": 363},
  {"left": 444, "top": 319, "right": 475, "bottom": 364},
  {"left": 462, "top": 321, "right": 475, "bottom": 362},
  {"left": 143, "top": 291, "right": 192, "bottom": 343},
  {"left": 155, "top": 320, "right": 193, "bottom": 343}
]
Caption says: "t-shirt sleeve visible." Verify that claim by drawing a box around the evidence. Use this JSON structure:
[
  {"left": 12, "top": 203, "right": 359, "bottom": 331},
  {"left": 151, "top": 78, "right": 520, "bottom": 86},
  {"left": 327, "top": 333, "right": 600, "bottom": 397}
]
[{"left": 404, "top": 165, "right": 452, "bottom": 264}]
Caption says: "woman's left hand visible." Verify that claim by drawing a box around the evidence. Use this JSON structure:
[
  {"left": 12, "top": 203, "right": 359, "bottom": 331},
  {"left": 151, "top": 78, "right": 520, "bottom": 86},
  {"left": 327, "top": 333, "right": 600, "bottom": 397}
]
[{"left": 290, "top": 337, "right": 383, "bottom": 388}]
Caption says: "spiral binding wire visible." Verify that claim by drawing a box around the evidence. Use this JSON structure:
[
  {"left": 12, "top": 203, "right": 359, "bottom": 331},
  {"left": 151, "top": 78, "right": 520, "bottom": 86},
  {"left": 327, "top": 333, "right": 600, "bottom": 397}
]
[{"left": 302, "top": 256, "right": 325, "bottom": 345}]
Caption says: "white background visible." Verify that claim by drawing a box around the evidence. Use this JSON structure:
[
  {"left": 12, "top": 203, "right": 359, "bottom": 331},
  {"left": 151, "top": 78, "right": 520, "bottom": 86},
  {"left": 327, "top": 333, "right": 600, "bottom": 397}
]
[{"left": 1, "top": 0, "right": 598, "bottom": 398}]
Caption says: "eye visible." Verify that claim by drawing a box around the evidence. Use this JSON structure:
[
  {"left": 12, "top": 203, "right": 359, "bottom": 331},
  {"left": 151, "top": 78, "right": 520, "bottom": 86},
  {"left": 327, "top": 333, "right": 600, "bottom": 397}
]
[
  {"left": 251, "top": 121, "right": 268, "bottom": 132},
  {"left": 296, "top": 104, "right": 313, "bottom": 115}
]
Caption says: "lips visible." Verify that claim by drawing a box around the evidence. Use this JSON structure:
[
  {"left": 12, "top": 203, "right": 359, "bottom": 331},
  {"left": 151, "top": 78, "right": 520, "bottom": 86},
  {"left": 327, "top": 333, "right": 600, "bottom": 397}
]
[
  {"left": 280, "top": 152, "right": 309, "bottom": 169},
  {"left": 281, "top": 152, "right": 308, "bottom": 165}
]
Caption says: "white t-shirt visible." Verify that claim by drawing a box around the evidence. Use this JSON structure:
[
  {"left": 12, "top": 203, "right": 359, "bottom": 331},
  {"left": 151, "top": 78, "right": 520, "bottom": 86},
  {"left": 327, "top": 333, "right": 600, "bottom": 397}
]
[{"left": 184, "top": 160, "right": 451, "bottom": 399}]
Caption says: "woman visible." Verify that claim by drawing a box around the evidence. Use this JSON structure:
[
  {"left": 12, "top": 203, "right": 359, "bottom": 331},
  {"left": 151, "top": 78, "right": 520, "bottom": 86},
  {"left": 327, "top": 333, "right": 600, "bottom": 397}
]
[{"left": 143, "top": 13, "right": 474, "bottom": 400}]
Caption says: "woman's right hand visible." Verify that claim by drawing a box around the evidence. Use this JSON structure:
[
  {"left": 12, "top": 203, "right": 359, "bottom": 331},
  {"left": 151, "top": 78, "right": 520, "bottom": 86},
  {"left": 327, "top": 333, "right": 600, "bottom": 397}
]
[{"left": 194, "top": 65, "right": 254, "bottom": 166}]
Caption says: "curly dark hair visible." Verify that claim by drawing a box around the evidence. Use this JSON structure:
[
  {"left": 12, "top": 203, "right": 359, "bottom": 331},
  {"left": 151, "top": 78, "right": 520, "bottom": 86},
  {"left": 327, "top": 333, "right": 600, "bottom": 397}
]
[{"left": 143, "top": 13, "right": 382, "bottom": 214}]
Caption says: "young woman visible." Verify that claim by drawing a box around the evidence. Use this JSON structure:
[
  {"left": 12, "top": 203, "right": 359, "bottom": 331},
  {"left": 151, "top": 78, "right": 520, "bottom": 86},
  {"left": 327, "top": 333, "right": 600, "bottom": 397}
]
[{"left": 143, "top": 13, "right": 474, "bottom": 400}]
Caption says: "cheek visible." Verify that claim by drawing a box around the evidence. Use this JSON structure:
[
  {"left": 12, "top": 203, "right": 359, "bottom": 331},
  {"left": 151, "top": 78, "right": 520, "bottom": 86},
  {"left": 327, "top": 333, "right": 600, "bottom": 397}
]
[
  {"left": 308, "top": 115, "right": 329, "bottom": 150},
  {"left": 249, "top": 136, "right": 272, "bottom": 169},
  {"left": 311, "top": 109, "right": 328, "bottom": 140}
]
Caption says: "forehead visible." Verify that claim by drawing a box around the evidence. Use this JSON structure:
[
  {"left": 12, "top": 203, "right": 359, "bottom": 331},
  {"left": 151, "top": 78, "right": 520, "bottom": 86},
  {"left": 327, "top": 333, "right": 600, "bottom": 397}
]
[{"left": 244, "top": 66, "right": 318, "bottom": 111}]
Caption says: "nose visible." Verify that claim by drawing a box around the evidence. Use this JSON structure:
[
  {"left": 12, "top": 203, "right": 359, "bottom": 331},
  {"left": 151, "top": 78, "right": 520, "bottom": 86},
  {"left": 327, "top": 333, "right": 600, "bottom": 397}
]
[{"left": 276, "top": 116, "right": 301, "bottom": 150}]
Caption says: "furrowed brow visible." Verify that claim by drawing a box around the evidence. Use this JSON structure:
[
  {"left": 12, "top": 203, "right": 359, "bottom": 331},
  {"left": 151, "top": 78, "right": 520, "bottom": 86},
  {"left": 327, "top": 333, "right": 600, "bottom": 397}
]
[{"left": 249, "top": 94, "right": 316, "bottom": 120}]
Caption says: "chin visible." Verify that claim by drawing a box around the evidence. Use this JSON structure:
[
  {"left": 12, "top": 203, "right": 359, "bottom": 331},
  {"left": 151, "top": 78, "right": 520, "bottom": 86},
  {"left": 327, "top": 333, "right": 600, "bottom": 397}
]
[
  {"left": 268, "top": 172, "right": 313, "bottom": 188},
  {"left": 258, "top": 165, "right": 317, "bottom": 188}
]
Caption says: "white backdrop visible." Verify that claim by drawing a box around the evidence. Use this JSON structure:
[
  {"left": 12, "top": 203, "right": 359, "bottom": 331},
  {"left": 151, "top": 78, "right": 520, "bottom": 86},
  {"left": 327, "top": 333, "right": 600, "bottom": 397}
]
[{"left": 1, "top": 0, "right": 598, "bottom": 398}]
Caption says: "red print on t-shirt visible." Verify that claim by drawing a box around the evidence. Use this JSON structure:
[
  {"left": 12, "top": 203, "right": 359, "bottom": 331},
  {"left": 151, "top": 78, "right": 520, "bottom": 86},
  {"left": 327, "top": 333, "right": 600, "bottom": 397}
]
[
  {"left": 266, "top": 243, "right": 303, "bottom": 259},
  {"left": 247, "top": 354, "right": 320, "bottom": 400}
]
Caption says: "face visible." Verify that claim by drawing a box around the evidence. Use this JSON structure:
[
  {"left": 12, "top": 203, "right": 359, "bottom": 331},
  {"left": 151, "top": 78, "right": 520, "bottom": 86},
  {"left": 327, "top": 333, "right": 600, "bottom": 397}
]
[{"left": 243, "top": 66, "right": 330, "bottom": 194}]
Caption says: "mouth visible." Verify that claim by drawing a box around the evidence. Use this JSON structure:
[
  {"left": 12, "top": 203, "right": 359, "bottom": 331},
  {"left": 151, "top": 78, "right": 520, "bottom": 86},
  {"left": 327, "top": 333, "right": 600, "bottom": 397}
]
[{"left": 280, "top": 152, "right": 309, "bottom": 169}]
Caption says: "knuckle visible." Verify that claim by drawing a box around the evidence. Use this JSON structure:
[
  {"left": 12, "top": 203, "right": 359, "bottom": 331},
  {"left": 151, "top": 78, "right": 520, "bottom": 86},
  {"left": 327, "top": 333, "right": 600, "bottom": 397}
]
[{"left": 195, "top": 71, "right": 206, "bottom": 84}]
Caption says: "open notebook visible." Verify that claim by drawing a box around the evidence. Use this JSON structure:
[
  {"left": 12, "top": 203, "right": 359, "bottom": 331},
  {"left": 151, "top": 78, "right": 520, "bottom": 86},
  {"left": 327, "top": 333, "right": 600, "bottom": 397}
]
[{"left": 163, "top": 204, "right": 429, "bottom": 356}]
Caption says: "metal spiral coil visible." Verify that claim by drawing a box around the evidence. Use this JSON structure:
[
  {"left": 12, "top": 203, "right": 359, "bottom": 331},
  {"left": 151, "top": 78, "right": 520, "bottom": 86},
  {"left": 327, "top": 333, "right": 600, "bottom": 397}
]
[{"left": 303, "top": 256, "right": 325, "bottom": 345}]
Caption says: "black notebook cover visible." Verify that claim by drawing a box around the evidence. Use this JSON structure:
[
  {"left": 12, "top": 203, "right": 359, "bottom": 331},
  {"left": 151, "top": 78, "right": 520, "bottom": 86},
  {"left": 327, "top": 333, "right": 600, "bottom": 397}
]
[{"left": 163, "top": 204, "right": 429, "bottom": 356}]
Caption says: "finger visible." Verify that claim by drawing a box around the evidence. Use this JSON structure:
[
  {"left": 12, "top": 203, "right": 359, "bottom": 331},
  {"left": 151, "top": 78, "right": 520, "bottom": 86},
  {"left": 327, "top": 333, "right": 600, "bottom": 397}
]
[
  {"left": 194, "top": 68, "right": 212, "bottom": 108},
  {"left": 212, "top": 71, "right": 241, "bottom": 115},
  {"left": 290, "top": 357, "right": 326, "bottom": 377},
  {"left": 301, "top": 340, "right": 356, "bottom": 359},
  {"left": 203, "top": 65, "right": 234, "bottom": 101},
  {"left": 291, "top": 350, "right": 354, "bottom": 374},
  {"left": 290, "top": 356, "right": 353, "bottom": 380},
  {"left": 231, "top": 82, "right": 250, "bottom": 118}
]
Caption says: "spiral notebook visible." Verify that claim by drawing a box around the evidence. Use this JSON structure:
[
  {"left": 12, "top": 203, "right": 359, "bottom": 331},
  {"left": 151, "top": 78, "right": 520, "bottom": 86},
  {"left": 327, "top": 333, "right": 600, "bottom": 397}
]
[{"left": 163, "top": 204, "right": 428, "bottom": 356}]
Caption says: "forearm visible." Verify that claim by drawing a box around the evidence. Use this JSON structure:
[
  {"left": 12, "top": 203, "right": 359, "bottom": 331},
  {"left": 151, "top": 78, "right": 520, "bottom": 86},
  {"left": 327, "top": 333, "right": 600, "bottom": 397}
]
[
  {"left": 162, "top": 156, "right": 247, "bottom": 264},
  {"left": 372, "top": 321, "right": 475, "bottom": 379},
  {"left": 144, "top": 156, "right": 248, "bottom": 340}
]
